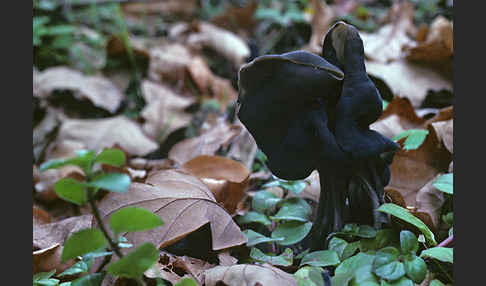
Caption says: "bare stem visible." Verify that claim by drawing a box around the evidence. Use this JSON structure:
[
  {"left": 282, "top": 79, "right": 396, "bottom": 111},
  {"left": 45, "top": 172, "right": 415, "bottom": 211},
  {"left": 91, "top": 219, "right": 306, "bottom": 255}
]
[{"left": 437, "top": 235, "right": 453, "bottom": 247}]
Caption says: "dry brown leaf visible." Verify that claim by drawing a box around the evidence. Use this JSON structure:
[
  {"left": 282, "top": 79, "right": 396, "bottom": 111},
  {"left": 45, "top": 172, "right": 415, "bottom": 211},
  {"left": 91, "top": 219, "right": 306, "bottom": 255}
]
[
  {"left": 304, "top": 0, "right": 336, "bottom": 54},
  {"left": 217, "top": 251, "right": 238, "bottom": 266},
  {"left": 425, "top": 105, "right": 453, "bottom": 125},
  {"left": 360, "top": 1, "right": 415, "bottom": 63},
  {"left": 430, "top": 119, "right": 453, "bottom": 154},
  {"left": 365, "top": 59, "right": 452, "bottom": 107},
  {"left": 226, "top": 119, "right": 259, "bottom": 169},
  {"left": 96, "top": 169, "right": 247, "bottom": 251},
  {"left": 55, "top": 116, "right": 158, "bottom": 157},
  {"left": 168, "top": 120, "right": 242, "bottom": 166},
  {"left": 129, "top": 158, "right": 176, "bottom": 172},
  {"left": 405, "top": 16, "right": 453, "bottom": 63},
  {"left": 140, "top": 80, "right": 194, "bottom": 142},
  {"left": 386, "top": 124, "right": 451, "bottom": 229},
  {"left": 371, "top": 97, "right": 427, "bottom": 139},
  {"left": 122, "top": 0, "right": 197, "bottom": 17},
  {"left": 204, "top": 264, "right": 298, "bottom": 286},
  {"left": 33, "top": 107, "right": 62, "bottom": 162},
  {"left": 210, "top": 0, "right": 258, "bottom": 35},
  {"left": 182, "top": 155, "right": 250, "bottom": 215},
  {"left": 415, "top": 173, "right": 446, "bottom": 227},
  {"left": 33, "top": 243, "right": 74, "bottom": 275},
  {"left": 33, "top": 67, "right": 123, "bottom": 113},
  {"left": 148, "top": 43, "right": 193, "bottom": 84},
  {"left": 33, "top": 205, "right": 52, "bottom": 227},
  {"left": 187, "top": 22, "right": 250, "bottom": 66}
]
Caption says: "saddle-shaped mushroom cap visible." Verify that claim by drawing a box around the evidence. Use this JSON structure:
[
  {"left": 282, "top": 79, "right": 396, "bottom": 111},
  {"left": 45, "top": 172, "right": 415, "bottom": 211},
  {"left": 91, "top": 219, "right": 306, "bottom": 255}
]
[{"left": 237, "top": 51, "right": 344, "bottom": 180}]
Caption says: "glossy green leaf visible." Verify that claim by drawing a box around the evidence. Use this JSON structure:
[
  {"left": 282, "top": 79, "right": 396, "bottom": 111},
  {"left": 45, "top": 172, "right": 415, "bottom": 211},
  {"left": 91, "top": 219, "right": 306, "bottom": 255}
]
[
  {"left": 236, "top": 211, "right": 272, "bottom": 226},
  {"left": 332, "top": 224, "right": 376, "bottom": 239},
  {"left": 360, "top": 229, "right": 395, "bottom": 252},
  {"left": 400, "top": 230, "right": 418, "bottom": 254},
  {"left": 429, "top": 279, "right": 446, "bottom": 286},
  {"left": 33, "top": 270, "right": 59, "bottom": 286},
  {"left": 351, "top": 265, "right": 379, "bottom": 286},
  {"left": 107, "top": 243, "right": 159, "bottom": 279},
  {"left": 382, "top": 277, "right": 414, "bottom": 286},
  {"left": 54, "top": 178, "right": 87, "bottom": 205},
  {"left": 299, "top": 250, "right": 340, "bottom": 267},
  {"left": 243, "top": 229, "right": 284, "bottom": 246},
  {"left": 393, "top": 129, "right": 429, "bottom": 150},
  {"left": 88, "top": 173, "right": 131, "bottom": 193},
  {"left": 270, "top": 198, "right": 311, "bottom": 222},
  {"left": 252, "top": 190, "right": 282, "bottom": 213},
  {"left": 374, "top": 261, "right": 405, "bottom": 281},
  {"left": 40, "top": 150, "right": 96, "bottom": 171},
  {"left": 403, "top": 255, "right": 427, "bottom": 283},
  {"left": 58, "top": 260, "right": 92, "bottom": 277},
  {"left": 174, "top": 278, "right": 198, "bottom": 286},
  {"left": 294, "top": 266, "right": 326, "bottom": 286},
  {"left": 94, "top": 148, "right": 126, "bottom": 167},
  {"left": 71, "top": 273, "right": 105, "bottom": 286},
  {"left": 250, "top": 247, "right": 293, "bottom": 266},
  {"left": 271, "top": 221, "right": 312, "bottom": 245},
  {"left": 377, "top": 204, "right": 437, "bottom": 246},
  {"left": 332, "top": 253, "right": 376, "bottom": 286},
  {"left": 433, "top": 174, "right": 453, "bottom": 194},
  {"left": 109, "top": 207, "right": 163, "bottom": 234},
  {"left": 420, "top": 247, "right": 453, "bottom": 263},
  {"left": 62, "top": 229, "right": 108, "bottom": 262}
]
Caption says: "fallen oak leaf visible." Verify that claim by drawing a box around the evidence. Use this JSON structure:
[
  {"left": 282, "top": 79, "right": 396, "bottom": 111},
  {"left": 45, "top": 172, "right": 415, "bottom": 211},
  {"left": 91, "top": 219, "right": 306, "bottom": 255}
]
[{"left": 95, "top": 169, "right": 247, "bottom": 251}]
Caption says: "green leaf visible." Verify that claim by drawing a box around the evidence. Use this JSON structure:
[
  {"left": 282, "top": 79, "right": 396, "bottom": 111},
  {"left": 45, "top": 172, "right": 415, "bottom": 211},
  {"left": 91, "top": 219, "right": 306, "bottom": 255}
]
[
  {"left": 420, "top": 247, "right": 453, "bottom": 263},
  {"left": 382, "top": 277, "right": 414, "bottom": 286},
  {"left": 54, "top": 178, "right": 87, "bottom": 205},
  {"left": 393, "top": 129, "right": 429, "bottom": 150},
  {"left": 332, "top": 224, "right": 376, "bottom": 240},
  {"left": 294, "top": 266, "right": 326, "bottom": 286},
  {"left": 351, "top": 265, "right": 380, "bottom": 286},
  {"left": 58, "top": 260, "right": 92, "bottom": 277},
  {"left": 270, "top": 198, "right": 311, "bottom": 222},
  {"left": 71, "top": 273, "right": 105, "bottom": 286},
  {"left": 433, "top": 174, "right": 453, "bottom": 194},
  {"left": 400, "top": 230, "right": 418, "bottom": 254},
  {"left": 174, "top": 278, "right": 198, "bottom": 286},
  {"left": 88, "top": 173, "right": 131, "bottom": 193},
  {"left": 109, "top": 207, "right": 163, "bottom": 234},
  {"left": 279, "top": 180, "right": 307, "bottom": 194},
  {"left": 62, "top": 229, "right": 108, "bottom": 262},
  {"left": 299, "top": 250, "right": 340, "bottom": 267},
  {"left": 329, "top": 237, "right": 360, "bottom": 261},
  {"left": 251, "top": 190, "right": 281, "bottom": 213},
  {"left": 34, "top": 270, "right": 60, "bottom": 286},
  {"left": 372, "top": 247, "right": 405, "bottom": 280},
  {"left": 94, "top": 149, "right": 126, "bottom": 167},
  {"left": 40, "top": 150, "right": 96, "bottom": 172},
  {"left": 377, "top": 204, "right": 437, "bottom": 246},
  {"left": 271, "top": 221, "right": 312, "bottom": 245},
  {"left": 403, "top": 255, "right": 427, "bottom": 284},
  {"left": 243, "top": 229, "right": 284, "bottom": 246},
  {"left": 360, "top": 229, "right": 395, "bottom": 252},
  {"left": 107, "top": 243, "right": 159, "bottom": 279},
  {"left": 332, "top": 253, "right": 376, "bottom": 286},
  {"left": 250, "top": 247, "right": 293, "bottom": 266},
  {"left": 236, "top": 211, "right": 272, "bottom": 226},
  {"left": 429, "top": 279, "right": 446, "bottom": 286}
]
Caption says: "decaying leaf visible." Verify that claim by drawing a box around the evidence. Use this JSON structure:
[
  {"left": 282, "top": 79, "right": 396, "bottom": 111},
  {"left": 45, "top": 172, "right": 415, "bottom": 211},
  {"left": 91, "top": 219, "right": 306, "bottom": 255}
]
[
  {"left": 415, "top": 173, "right": 446, "bottom": 227},
  {"left": 360, "top": 1, "right": 415, "bottom": 63},
  {"left": 304, "top": 0, "right": 336, "bottom": 54},
  {"left": 210, "top": 0, "right": 258, "bottom": 35},
  {"left": 182, "top": 155, "right": 250, "bottom": 215},
  {"left": 187, "top": 22, "right": 250, "bottom": 66},
  {"left": 365, "top": 59, "right": 452, "bottom": 107},
  {"left": 204, "top": 264, "right": 298, "bottom": 286},
  {"left": 430, "top": 119, "right": 453, "bottom": 154},
  {"left": 33, "top": 243, "right": 73, "bottom": 275},
  {"left": 148, "top": 43, "right": 193, "bottom": 84},
  {"left": 140, "top": 80, "right": 194, "bottom": 142},
  {"left": 371, "top": 97, "right": 427, "bottom": 139},
  {"left": 217, "top": 251, "right": 238, "bottom": 266},
  {"left": 404, "top": 16, "right": 453, "bottom": 63},
  {"left": 33, "top": 67, "right": 124, "bottom": 113},
  {"left": 122, "top": 0, "right": 197, "bottom": 17},
  {"left": 386, "top": 124, "right": 451, "bottom": 229},
  {"left": 96, "top": 169, "right": 247, "bottom": 251},
  {"left": 168, "top": 120, "right": 242, "bottom": 166},
  {"left": 55, "top": 116, "right": 159, "bottom": 157},
  {"left": 33, "top": 205, "right": 52, "bottom": 227}
]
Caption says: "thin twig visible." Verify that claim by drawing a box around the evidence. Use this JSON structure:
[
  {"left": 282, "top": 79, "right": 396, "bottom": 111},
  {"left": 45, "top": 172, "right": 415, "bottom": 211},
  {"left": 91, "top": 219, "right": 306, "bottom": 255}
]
[{"left": 437, "top": 235, "right": 453, "bottom": 247}]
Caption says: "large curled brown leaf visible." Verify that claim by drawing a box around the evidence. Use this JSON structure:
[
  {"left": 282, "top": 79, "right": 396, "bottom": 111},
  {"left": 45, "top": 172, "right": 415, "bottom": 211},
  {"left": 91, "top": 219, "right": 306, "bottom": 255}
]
[
  {"left": 182, "top": 155, "right": 250, "bottom": 215},
  {"left": 140, "top": 80, "right": 194, "bottom": 142},
  {"left": 204, "top": 264, "right": 298, "bottom": 286},
  {"left": 33, "top": 67, "right": 124, "bottom": 113},
  {"left": 96, "top": 169, "right": 247, "bottom": 251},
  {"left": 54, "top": 116, "right": 158, "bottom": 157}
]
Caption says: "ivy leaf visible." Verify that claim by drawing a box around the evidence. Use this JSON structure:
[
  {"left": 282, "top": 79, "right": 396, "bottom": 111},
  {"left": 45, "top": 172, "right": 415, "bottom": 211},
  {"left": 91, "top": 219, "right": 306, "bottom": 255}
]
[
  {"left": 299, "top": 250, "right": 340, "bottom": 267},
  {"left": 109, "top": 207, "right": 163, "bottom": 234},
  {"left": 243, "top": 229, "right": 284, "bottom": 247},
  {"left": 420, "top": 247, "right": 453, "bottom": 263},
  {"left": 433, "top": 173, "right": 453, "bottom": 194},
  {"left": 107, "top": 243, "right": 159, "bottom": 279},
  {"left": 62, "top": 229, "right": 108, "bottom": 262},
  {"left": 87, "top": 173, "right": 131, "bottom": 193},
  {"left": 377, "top": 204, "right": 437, "bottom": 246},
  {"left": 54, "top": 178, "right": 87, "bottom": 205},
  {"left": 271, "top": 221, "right": 312, "bottom": 245},
  {"left": 94, "top": 148, "right": 126, "bottom": 167}
]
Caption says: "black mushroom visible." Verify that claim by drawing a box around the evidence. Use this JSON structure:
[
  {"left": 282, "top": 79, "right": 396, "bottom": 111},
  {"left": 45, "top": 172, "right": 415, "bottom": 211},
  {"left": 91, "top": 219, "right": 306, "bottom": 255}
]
[{"left": 236, "top": 21, "right": 399, "bottom": 250}]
